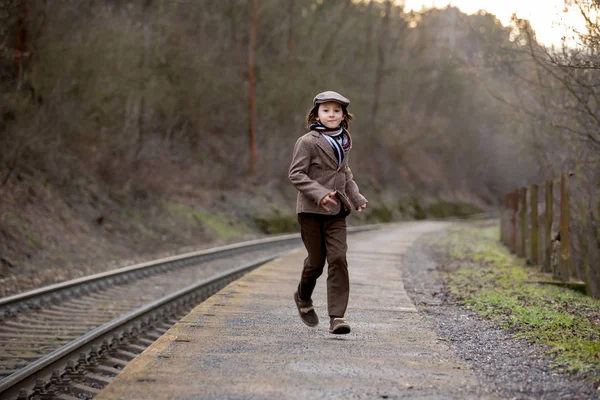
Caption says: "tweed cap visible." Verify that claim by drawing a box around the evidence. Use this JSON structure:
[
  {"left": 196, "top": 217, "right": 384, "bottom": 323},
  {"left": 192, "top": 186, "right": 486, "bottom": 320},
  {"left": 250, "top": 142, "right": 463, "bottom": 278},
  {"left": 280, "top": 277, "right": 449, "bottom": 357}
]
[{"left": 313, "top": 91, "right": 350, "bottom": 107}]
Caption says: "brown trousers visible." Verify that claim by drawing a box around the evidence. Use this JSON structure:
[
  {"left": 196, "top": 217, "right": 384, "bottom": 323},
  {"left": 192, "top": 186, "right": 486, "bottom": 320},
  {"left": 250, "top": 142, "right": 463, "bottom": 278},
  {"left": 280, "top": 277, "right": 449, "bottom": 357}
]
[{"left": 297, "top": 212, "right": 349, "bottom": 318}]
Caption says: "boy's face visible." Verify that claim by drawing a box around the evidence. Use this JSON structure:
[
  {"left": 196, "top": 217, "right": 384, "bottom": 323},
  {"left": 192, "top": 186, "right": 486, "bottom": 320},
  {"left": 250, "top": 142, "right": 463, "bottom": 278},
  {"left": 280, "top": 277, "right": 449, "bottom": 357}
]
[{"left": 317, "top": 101, "right": 344, "bottom": 129}]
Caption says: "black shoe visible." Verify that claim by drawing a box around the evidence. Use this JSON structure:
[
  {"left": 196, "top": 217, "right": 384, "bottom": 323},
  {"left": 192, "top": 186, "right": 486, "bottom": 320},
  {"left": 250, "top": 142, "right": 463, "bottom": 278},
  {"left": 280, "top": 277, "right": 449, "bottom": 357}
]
[
  {"left": 329, "top": 317, "right": 351, "bottom": 334},
  {"left": 294, "top": 292, "right": 319, "bottom": 327}
]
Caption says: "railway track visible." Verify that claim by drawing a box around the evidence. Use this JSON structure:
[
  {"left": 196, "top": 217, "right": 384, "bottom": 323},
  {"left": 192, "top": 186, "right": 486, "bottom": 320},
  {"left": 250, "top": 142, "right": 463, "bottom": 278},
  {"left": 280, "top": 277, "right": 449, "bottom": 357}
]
[
  {"left": 0, "top": 233, "right": 306, "bottom": 399},
  {"left": 0, "top": 226, "right": 376, "bottom": 399}
]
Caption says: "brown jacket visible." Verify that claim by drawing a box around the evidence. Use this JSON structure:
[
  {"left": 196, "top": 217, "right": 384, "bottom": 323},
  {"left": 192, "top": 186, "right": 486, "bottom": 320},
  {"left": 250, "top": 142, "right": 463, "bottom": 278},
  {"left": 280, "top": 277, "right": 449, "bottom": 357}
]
[{"left": 289, "top": 130, "right": 367, "bottom": 215}]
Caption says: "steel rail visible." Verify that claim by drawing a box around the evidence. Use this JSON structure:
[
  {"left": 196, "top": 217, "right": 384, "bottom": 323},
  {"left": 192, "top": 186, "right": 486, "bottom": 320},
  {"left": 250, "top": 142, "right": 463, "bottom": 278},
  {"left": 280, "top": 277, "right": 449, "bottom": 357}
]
[
  {"left": 0, "top": 254, "right": 280, "bottom": 400},
  {"left": 0, "top": 233, "right": 303, "bottom": 319}
]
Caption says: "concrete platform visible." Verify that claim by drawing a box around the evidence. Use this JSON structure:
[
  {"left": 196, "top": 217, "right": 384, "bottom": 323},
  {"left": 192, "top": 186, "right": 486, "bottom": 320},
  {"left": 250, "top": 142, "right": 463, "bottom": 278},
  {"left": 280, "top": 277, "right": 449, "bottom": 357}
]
[{"left": 96, "top": 222, "right": 494, "bottom": 399}]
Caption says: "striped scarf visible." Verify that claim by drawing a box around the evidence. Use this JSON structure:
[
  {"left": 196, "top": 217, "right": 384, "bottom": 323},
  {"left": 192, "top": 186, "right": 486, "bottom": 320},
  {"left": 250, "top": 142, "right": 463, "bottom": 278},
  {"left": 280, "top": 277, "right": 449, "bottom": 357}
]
[{"left": 309, "top": 122, "right": 352, "bottom": 165}]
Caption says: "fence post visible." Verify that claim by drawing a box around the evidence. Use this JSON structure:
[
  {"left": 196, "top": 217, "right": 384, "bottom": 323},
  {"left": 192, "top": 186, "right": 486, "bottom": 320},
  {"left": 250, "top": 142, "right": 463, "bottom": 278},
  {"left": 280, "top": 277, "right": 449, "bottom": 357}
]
[
  {"left": 517, "top": 187, "right": 527, "bottom": 258},
  {"left": 501, "top": 194, "right": 506, "bottom": 244},
  {"left": 502, "top": 194, "right": 508, "bottom": 244},
  {"left": 543, "top": 180, "right": 553, "bottom": 273},
  {"left": 530, "top": 184, "right": 538, "bottom": 265},
  {"left": 510, "top": 189, "right": 518, "bottom": 253},
  {"left": 558, "top": 173, "right": 571, "bottom": 282}
]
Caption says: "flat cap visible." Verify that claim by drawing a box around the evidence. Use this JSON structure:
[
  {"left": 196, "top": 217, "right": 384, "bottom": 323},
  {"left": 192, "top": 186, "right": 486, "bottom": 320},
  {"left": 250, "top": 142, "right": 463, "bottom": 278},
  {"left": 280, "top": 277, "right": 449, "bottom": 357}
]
[{"left": 313, "top": 91, "right": 350, "bottom": 107}]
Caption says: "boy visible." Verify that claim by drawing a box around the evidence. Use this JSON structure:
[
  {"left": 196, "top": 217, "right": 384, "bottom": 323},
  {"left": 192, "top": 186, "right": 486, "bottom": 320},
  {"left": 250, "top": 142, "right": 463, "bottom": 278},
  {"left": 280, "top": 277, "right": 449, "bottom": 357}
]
[{"left": 289, "top": 90, "right": 367, "bottom": 334}]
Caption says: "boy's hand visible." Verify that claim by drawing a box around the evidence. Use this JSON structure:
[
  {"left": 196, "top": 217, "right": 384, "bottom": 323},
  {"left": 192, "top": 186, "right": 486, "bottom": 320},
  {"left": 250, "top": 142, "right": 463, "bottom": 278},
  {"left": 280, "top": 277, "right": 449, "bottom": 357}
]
[
  {"left": 356, "top": 203, "right": 367, "bottom": 212},
  {"left": 320, "top": 191, "right": 338, "bottom": 212}
]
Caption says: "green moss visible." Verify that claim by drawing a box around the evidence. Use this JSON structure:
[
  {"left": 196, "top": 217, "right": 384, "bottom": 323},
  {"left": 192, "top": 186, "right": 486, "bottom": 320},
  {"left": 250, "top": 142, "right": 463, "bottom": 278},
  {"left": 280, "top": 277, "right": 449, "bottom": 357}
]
[
  {"left": 197, "top": 212, "right": 249, "bottom": 238},
  {"left": 254, "top": 214, "right": 298, "bottom": 235},
  {"left": 426, "top": 200, "right": 482, "bottom": 219},
  {"left": 360, "top": 196, "right": 481, "bottom": 223},
  {"left": 1, "top": 211, "right": 40, "bottom": 247},
  {"left": 365, "top": 205, "right": 394, "bottom": 223},
  {"left": 439, "top": 223, "right": 600, "bottom": 373},
  {"left": 163, "top": 201, "right": 248, "bottom": 239},
  {"left": 24, "top": 229, "right": 40, "bottom": 247},
  {"left": 409, "top": 196, "right": 426, "bottom": 220},
  {"left": 399, "top": 196, "right": 481, "bottom": 220}
]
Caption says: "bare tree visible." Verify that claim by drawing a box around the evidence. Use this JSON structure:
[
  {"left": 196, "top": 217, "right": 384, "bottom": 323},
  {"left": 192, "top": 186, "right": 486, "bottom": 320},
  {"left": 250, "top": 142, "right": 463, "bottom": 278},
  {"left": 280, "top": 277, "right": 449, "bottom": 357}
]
[
  {"left": 286, "top": 0, "right": 295, "bottom": 95},
  {"left": 248, "top": 0, "right": 258, "bottom": 173},
  {"left": 370, "top": 0, "right": 391, "bottom": 133}
]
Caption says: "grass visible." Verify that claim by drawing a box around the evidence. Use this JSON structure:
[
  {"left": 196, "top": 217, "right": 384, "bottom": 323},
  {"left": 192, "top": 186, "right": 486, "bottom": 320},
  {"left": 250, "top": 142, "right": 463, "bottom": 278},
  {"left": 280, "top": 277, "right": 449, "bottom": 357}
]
[
  {"left": 426, "top": 200, "right": 482, "bottom": 219},
  {"left": 438, "top": 222, "right": 600, "bottom": 374},
  {"left": 163, "top": 201, "right": 249, "bottom": 239},
  {"left": 1, "top": 211, "right": 40, "bottom": 247},
  {"left": 253, "top": 213, "right": 298, "bottom": 235},
  {"left": 360, "top": 197, "right": 482, "bottom": 224}
]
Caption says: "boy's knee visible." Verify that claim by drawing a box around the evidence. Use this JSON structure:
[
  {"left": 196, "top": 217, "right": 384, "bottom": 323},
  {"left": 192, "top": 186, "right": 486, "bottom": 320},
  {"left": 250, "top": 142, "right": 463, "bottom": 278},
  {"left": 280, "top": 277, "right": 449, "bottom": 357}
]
[
  {"left": 304, "top": 260, "right": 326, "bottom": 273},
  {"left": 326, "top": 253, "right": 347, "bottom": 268},
  {"left": 303, "top": 265, "right": 325, "bottom": 281}
]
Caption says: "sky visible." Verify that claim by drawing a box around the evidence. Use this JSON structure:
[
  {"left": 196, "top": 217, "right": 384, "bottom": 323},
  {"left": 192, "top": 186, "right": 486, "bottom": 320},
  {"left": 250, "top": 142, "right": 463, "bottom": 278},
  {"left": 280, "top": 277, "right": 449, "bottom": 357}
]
[{"left": 402, "top": 0, "right": 590, "bottom": 47}]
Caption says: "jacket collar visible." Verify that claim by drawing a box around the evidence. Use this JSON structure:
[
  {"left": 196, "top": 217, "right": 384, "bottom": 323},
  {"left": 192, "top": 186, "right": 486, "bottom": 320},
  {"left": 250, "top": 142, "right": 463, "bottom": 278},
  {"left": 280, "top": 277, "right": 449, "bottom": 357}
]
[{"left": 310, "top": 130, "right": 351, "bottom": 166}]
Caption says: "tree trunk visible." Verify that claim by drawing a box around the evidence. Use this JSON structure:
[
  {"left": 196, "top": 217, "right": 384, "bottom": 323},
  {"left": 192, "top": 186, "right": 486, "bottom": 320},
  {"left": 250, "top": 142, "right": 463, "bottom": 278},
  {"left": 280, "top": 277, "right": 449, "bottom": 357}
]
[
  {"left": 248, "top": 0, "right": 258, "bottom": 173},
  {"left": 134, "top": 0, "right": 153, "bottom": 171},
  {"left": 286, "top": 0, "right": 295, "bottom": 94},
  {"left": 363, "top": 0, "right": 373, "bottom": 70},
  {"left": 229, "top": 0, "right": 237, "bottom": 49},
  {"left": 14, "top": 0, "right": 29, "bottom": 90},
  {"left": 278, "top": 0, "right": 295, "bottom": 126},
  {"left": 370, "top": 0, "right": 390, "bottom": 133}
]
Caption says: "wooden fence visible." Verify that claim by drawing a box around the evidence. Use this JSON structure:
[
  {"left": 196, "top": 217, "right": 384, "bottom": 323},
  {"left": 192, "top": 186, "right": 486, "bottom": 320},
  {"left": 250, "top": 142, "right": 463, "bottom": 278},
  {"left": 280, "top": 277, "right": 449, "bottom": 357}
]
[{"left": 500, "top": 173, "right": 597, "bottom": 297}]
